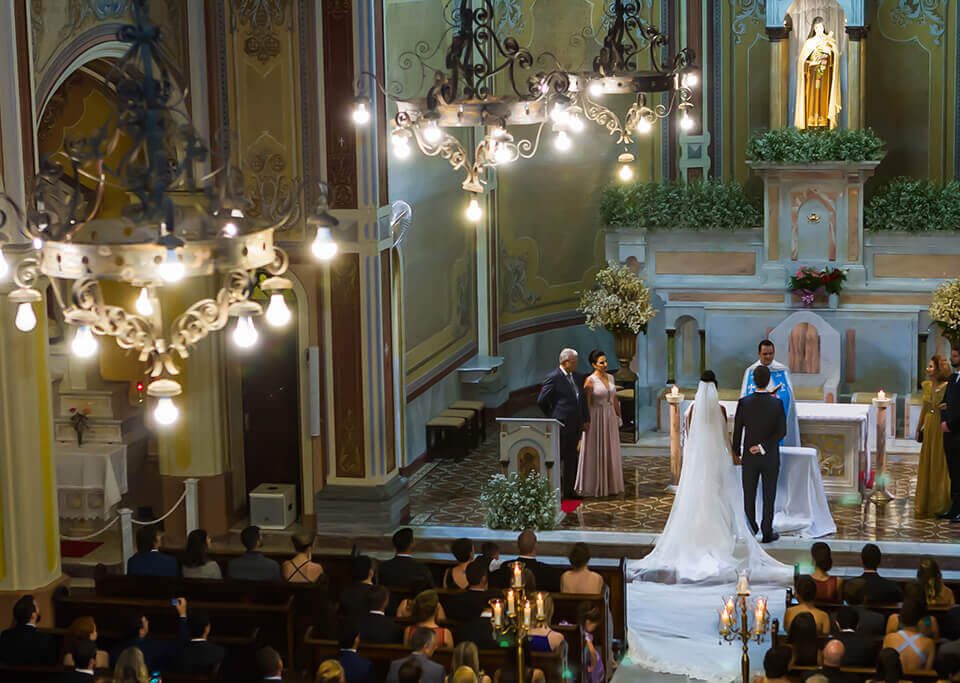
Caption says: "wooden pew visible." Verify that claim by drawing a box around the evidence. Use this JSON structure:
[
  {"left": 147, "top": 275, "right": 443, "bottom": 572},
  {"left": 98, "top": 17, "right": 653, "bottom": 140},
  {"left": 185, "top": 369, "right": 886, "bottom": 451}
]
[
  {"left": 0, "top": 665, "right": 113, "bottom": 682},
  {"left": 789, "top": 663, "right": 938, "bottom": 682}
]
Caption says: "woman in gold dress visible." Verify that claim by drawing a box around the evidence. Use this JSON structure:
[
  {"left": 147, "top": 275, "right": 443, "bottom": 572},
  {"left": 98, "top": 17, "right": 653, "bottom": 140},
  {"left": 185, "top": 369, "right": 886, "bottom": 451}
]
[
  {"left": 793, "top": 16, "right": 841, "bottom": 130},
  {"left": 915, "top": 354, "right": 953, "bottom": 517}
]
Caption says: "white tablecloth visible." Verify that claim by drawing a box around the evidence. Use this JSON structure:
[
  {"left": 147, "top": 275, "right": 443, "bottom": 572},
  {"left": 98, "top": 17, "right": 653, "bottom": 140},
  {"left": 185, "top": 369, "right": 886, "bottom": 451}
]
[
  {"left": 56, "top": 443, "right": 128, "bottom": 520},
  {"left": 756, "top": 446, "right": 837, "bottom": 538}
]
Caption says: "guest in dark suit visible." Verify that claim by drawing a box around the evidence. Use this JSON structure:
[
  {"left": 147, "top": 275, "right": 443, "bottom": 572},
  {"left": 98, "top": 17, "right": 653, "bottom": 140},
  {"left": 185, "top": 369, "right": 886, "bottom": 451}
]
[
  {"left": 841, "top": 578, "right": 886, "bottom": 637},
  {"left": 537, "top": 347, "right": 590, "bottom": 499},
  {"left": 109, "top": 599, "right": 189, "bottom": 671},
  {"left": 170, "top": 609, "right": 225, "bottom": 674},
  {"left": 445, "top": 558, "right": 496, "bottom": 623},
  {"left": 256, "top": 645, "right": 285, "bottom": 681},
  {"left": 360, "top": 586, "right": 403, "bottom": 644},
  {"left": 941, "top": 347, "right": 960, "bottom": 520},
  {"left": 228, "top": 525, "right": 282, "bottom": 581},
  {"left": 378, "top": 528, "right": 434, "bottom": 590},
  {"left": 386, "top": 628, "right": 445, "bottom": 683},
  {"left": 832, "top": 607, "right": 878, "bottom": 667},
  {"left": 61, "top": 640, "right": 97, "bottom": 683},
  {"left": 0, "top": 595, "right": 57, "bottom": 665},
  {"left": 852, "top": 544, "right": 902, "bottom": 605},
  {"left": 455, "top": 602, "right": 501, "bottom": 652},
  {"left": 732, "top": 364, "right": 786, "bottom": 543},
  {"left": 126, "top": 524, "right": 179, "bottom": 577},
  {"left": 337, "top": 628, "right": 375, "bottom": 683},
  {"left": 340, "top": 555, "right": 377, "bottom": 623},
  {"left": 491, "top": 530, "right": 559, "bottom": 592}
]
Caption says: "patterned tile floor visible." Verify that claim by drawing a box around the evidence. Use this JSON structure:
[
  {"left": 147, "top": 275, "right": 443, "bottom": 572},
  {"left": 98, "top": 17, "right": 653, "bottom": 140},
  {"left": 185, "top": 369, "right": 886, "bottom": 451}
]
[{"left": 408, "top": 438, "right": 960, "bottom": 543}]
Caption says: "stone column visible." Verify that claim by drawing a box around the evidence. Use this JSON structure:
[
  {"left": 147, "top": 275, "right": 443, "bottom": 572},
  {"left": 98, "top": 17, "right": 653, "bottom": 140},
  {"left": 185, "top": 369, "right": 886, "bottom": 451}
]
[
  {"left": 767, "top": 23, "right": 792, "bottom": 130},
  {"left": 845, "top": 27, "right": 868, "bottom": 130}
]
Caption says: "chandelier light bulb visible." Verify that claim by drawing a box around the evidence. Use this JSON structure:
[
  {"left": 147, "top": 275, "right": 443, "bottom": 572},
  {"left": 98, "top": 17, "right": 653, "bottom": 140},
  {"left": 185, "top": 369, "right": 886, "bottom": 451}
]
[
  {"left": 158, "top": 248, "right": 185, "bottom": 283},
  {"left": 588, "top": 81, "right": 604, "bottom": 97},
  {"left": 32, "top": 237, "right": 43, "bottom": 250},
  {"left": 153, "top": 397, "right": 179, "bottom": 426},
  {"left": 465, "top": 197, "right": 483, "bottom": 223},
  {"left": 683, "top": 71, "right": 699, "bottom": 88},
  {"left": 554, "top": 130, "right": 572, "bottom": 152},
  {"left": 0, "top": 245, "right": 8, "bottom": 280},
  {"left": 135, "top": 287, "right": 154, "bottom": 316},
  {"left": 222, "top": 221, "right": 238, "bottom": 237},
  {"left": 232, "top": 315, "right": 259, "bottom": 349},
  {"left": 265, "top": 293, "right": 292, "bottom": 327},
  {"left": 568, "top": 115, "right": 585, "bottom": 134},
  {"left": 636, "top": 117, "right": 653, "bottom": 134},
  {"left": 550, "top": 104, "right": 569, "bottom": 126},
  {"left": 71, "top": 325, "right": 98, "bottom": 358},
  {"left": 494, "top": 142, "right": 513, "bottom": 165},
  {"left": 423, "top": 120, "right": 443, "bottom": 144},
  {"left": 352, "top": 101, "right": 371, "bottom": 125},
  {"left": 392, "top": 136, "right": 411, "bottom": 159},
  {"left": 618, "top": 163, "right": 634, "bottom": 182},
  {"left": 311, "top": 227, "right": 338, "bottom": 261},
  {"left": 680, "top": 111, "right": 694, "bottom": 131},
  {"left": 15, "top": 302, "right": 37, "bottom": 332}
]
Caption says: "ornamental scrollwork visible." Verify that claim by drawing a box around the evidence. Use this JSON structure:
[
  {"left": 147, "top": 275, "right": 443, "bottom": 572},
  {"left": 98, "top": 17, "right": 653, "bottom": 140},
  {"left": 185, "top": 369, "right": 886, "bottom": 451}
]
[
  {"left": 731, "top": 0, "right": 766, "bottom": 44},
  {"left": 890, "top": 0, "right": 946, "bottom": 46},
  {"left": 230, "top": 0, "right": 288, "bottom": 63}
]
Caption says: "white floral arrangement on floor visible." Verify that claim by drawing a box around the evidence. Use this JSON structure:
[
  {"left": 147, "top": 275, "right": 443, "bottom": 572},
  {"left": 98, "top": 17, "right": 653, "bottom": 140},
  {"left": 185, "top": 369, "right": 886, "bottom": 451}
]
[
  {"left": 930, "top": 278, "right": 960, "bottom": 343},
  {"left": 578, "top": 261, "right": 656, "bottom": 335},
  {"left": 480, "top": 472, "right": 559, "bottom": 531}
]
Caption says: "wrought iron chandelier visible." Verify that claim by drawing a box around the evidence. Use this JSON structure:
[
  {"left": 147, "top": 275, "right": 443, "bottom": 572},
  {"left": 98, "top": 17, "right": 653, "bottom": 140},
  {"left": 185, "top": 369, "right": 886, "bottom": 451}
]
[{"left": 0, "top": 0, "right": 336, "bottom": 427}]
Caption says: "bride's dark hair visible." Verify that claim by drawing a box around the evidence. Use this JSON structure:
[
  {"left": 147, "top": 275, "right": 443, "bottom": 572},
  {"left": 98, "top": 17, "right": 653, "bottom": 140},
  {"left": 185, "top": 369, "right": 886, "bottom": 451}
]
[{"left": 700, "top": 370, "right": 718, "bottom": 387}]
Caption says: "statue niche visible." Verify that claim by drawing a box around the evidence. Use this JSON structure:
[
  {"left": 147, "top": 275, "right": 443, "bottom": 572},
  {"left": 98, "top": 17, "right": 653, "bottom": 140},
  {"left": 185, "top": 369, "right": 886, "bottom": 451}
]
[{"left": 794, "top": 15, "right": 841, "bottom": 129}]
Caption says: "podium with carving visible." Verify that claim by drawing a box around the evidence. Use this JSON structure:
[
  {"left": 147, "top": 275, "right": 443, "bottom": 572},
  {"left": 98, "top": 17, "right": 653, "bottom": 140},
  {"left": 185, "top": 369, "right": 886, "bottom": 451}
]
[{"left": 496, "top": 417, "right": 563, "bottom": 493}]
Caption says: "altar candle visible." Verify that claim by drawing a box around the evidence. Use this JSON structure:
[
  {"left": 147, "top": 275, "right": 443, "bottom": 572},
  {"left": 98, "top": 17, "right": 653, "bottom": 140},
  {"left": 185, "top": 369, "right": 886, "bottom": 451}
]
[
  {"left": 492, "top": 601, "right": 503, "bottom": 627},
  {"left": 523, "top": 600, "right": 532, "bottom": 628},
  {"left": 512, "top": 562, "right": 522, "bottom": 588},
  {"left": 720, "top": 609, "right": 731, "bottom": 627},
  {"left": 725, "top": 598, "right": 735, "bottom": 614},
  {"left": 507, "top": 589, "right": 515, "bottom": 615},
  {"left": 878, "top": 389, "right": 886, "bottom": 400},
  {"left": 536, "top": 592, "right": 544, "bottom": 620},
  {"left": 671, "top": 385, "right": 679, "bottom": 397}
]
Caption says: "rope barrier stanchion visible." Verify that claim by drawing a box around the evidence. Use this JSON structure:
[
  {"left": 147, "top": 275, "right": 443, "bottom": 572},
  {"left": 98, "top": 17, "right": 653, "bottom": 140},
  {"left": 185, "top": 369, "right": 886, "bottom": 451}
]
[
  {"left": 119, "top": 508, "right": 134, "bottom": 573},
  {"left": 185, "top": 478, "right": 199, "bottom": 535},
  {"left": 60, "top": 515, "right": 120, "bottom": 541},
  {"left": 131, "top": 489, "right": 187, "bottom": 525}
]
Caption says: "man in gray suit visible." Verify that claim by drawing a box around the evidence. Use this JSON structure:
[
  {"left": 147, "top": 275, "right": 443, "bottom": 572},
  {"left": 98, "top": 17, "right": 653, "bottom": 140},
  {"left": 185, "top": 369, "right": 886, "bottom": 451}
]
[
  {"left": 227, "top": 526, "right": 281, "bottom": 581},
  {"left": 386, "top": 628, "right": 445, "bottom": 683}
]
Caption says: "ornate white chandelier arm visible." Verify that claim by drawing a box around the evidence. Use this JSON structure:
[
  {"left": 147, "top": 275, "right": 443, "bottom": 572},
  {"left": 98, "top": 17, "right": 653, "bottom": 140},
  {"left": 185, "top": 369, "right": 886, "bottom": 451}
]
[
  {"left": 514, "top": 121, "right": 548, "bottom": 160},
  {"left": 167, "top": 269, "right": 252, "bottom": 360},
  {"left": 574, "top": 92, "right": 631, "bottom": 144},
  {"left": 68, "top": 278, "right": 158, "bottom": 353},
  {"left": 12, "top": 256, "right": 42, "bottom": 291}
]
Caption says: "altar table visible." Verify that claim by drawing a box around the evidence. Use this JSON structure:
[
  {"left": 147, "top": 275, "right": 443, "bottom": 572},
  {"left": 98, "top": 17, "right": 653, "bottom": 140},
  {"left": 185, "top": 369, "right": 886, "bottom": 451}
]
[
  {"left": 756, "top": 446, "right": 837, "bottom": 538},
  {"left": 56, "top": 443, "right": 128, "bottom": 520}
]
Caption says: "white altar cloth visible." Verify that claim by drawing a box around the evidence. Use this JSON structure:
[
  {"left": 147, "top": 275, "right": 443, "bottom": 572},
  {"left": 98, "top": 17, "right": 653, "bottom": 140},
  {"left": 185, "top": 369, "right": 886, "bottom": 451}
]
[
  {"left": 56, "top": 443, "right": 128, "bottom": 520},
  {"left": 757, "top": 446, "right": 837, "bottom": 538}
]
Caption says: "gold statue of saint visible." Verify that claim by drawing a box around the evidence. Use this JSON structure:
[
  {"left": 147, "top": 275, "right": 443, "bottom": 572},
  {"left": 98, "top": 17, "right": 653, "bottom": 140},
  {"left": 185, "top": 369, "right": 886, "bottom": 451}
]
[{"left": 793, "top": 17, "right": 841, "bottom": 130}]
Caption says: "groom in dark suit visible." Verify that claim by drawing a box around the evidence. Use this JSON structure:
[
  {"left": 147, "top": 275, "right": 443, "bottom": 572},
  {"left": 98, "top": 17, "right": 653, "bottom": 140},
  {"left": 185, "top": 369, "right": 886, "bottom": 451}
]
[
  {"left": 940, "top": 347, "right": 960, "bottom": 520},
  {"left": 733, "top": 364, "right": 786, "bottom": 543},
  {"left": 537, "top": 348, "right": 590, "bottom": 499}
]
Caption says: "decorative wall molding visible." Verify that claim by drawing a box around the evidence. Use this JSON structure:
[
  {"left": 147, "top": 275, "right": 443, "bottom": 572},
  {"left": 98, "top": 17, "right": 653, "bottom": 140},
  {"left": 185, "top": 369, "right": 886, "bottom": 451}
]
[
  {"left": 890, "top": 0, "right": 947, "bottom": 45},
  {"left": 229, "top": 0, "right": 290, "bottom": 63},
  {"left": 732, "top": 0, "right": 765, "bottom": 44}
]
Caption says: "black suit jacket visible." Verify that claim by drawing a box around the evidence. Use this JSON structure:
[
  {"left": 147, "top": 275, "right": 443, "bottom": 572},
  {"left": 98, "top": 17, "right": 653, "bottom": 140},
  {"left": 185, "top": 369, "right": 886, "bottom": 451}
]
[
  {"left": 853, "top": 572, "right": 903, "bottom": 605},
  {"left": 489, "top": 557, "right": 560, "bottom": 592},
  {"left": 455, "top": 616, "right": 500, "bottom": 650},
  {"left": 733, "top": 392, "right": 787, "bottom": 459},
  {"left": 0, "top": 625, "right": 57, "bottom": 665},
  {"left": 443, "top": 589, "right": 498, "bottom": 623},
  {"left": 109, "top": 617, "right": 189, "bottom": 671},
  {"left": 59, "top": 671, "right": 95, "bottom": 683},
  {"left": 852, "top": 606, "right": 887, "bottom": 637},
  {"left": 338, "top": 649, "right": 375, "bottom": 683},
  {"left": 833, "top": 631, "right": 879, "bottom": 667},
  {"left": 339, "top": 582, "right": 376, "bottom": 621},
  {"left": 378, "top": 556, "right": 434, "bottom": 591},
  {"left": 171, "top": 640, "right": 225, "bottom": 674},
  {"left": 359, "top": 611, "right": 403, "bottom": 644},
  {"left": 537, "top": 368, "right": 589, "bottom": 429},
  {"left": 943, "top": 373, "right": 960, "bottom": 447}
]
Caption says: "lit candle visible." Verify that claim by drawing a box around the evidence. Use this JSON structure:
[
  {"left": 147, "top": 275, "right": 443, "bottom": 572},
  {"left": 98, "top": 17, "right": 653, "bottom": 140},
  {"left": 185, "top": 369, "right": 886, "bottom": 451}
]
[
  {"left": 512, "top": 562, "right": 522, "bottom": 588},
  {"left": 736, "top": 574, "right": 750, "bottom": 595},
  {"left": 725, "top": 597, "right": 735, "bottom": 614},
  {"left": 536, "top": 592, "right": 544, "bottom": 621},
  {"left": 507, "top": 589, "right": 515, "bottom": 616},
  {"left": 671, "top": 384, "right": 679, "bottom": 397},
  {"left": 878, "top": 389, "right": 886, "bottom": 401},
  {"left": 523, "top": 600, "right": 532, "bottom": 628},
  {"left": 720, "top": 609, "right": 731, "bottom": 627},
  {"left": 492, "top": 601, "right": 502, "bottom": 627}
]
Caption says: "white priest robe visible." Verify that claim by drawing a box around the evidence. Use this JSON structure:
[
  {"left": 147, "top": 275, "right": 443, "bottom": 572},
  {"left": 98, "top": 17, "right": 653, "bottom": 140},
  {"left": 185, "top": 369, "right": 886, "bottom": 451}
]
[{"left": 740, "top": 359, "right": 801, "bottom": 447}]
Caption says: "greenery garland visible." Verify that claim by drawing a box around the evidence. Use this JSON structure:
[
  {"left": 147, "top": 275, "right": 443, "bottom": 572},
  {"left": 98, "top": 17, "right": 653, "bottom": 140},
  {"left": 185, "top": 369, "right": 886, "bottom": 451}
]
[
  {"left": 745, "top": 127, "right": 886, "bottom": 163},
  {"left": 865, "top": 177, "right": 960, "bottom": 232},
  {"left": 480, "top": 472, "right": 559, "bottom": 531},
  {"left": 599, "top": 179, "right": 761, "bottom": 230}
]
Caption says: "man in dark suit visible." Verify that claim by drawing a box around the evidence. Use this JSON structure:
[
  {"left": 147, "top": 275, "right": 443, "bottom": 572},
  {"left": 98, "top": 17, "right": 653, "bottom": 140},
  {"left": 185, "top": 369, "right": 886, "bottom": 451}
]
[
  {"left": 455, "top": 608, "right": 501, "bottom": 651},
  {"left": 337, "top": 627, "right": 375, "bottom": 683},
  {"left": 61, "top": 639, "right": 97, "bottom": 683},
  {"left": 850, "top": 543, "right": 902, "bottom": 604},
  {"left": 490, "top": 529, "right": 559, "bottom": 592},
  {"left": 840, "top": 578, "right": 886, "bottom": 637},
  {"left": 941, "top": 347, "right": 960, "bottom": 520},
  {"left": 228, "top": 525, "right": 282, "bottom": 581},
  {"left": 256, "top": 646, "right": 284, "bottom": 680},
  {"left": 386, "top": 628, "right": 445, "bottom": 683},
  {"left": 109, "top": 599, "right": 190, "bottom": 671},
  {"left": 378, "top": 528, "right": 433, "bottom": 590},
  {"left": 733, "top": 364, "right": 786, "bottom": 543},
  {"left": 445, "top": 558, "right": 496, "bottom": 623},
  {"left": 126, "top": 524, "right": 179, "bottom": 577},
  {"left": 170, "top": 608, "right": 225, "bottom": 674},
  {"left": 832, "top": 607, "right": 878, "bottom": 667},
  {"left": 0, "top": 595, "right": 57, "bottom": 666},
  {"left": 360, "top": 586, "right": 403, "bottom": 644},
  {"left": 537, "top": 347, "right": 590, "bottom": 499},
  {"left": 341, "top": 555, "right": 377, "bottom": 622}
]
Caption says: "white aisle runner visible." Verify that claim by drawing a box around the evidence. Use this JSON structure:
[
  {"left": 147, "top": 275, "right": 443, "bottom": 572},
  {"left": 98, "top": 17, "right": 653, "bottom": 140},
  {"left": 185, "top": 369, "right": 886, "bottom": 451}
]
[{"left": 612, "top": 581, "right": 788, "bottom": 683}]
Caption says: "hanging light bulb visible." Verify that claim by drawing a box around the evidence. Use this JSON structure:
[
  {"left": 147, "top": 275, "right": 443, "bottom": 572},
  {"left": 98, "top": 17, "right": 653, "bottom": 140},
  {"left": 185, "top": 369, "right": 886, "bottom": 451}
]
[
  {"left": 265, "top": 293, "right": 292, "bottom": 327},
  {"left": 154, "top": 397, "right": 179, "bottom": 426},
  {"left": 568, "top": 115, "right": 585, "bottom": 134},
  {"left": 0, "top": 245, "right": 8, "bottom": 280},
  {"left": 71, "top": 326, "right": 98, "bottom": 358},
  {"left": 554, "top": 130, "right": 572, "bottom": 152},
  {"left": 157, "top": 248, "right": 185, "bottom": 283},
  {"left": 617, "top": 152, "right": 635, "bottom": 183},
  {"left": 494, "top": 142, "right": 513, "bottom": 165},
  {"left": 682, "top": 71, "right": 699, "bottom": 88},
  {"left": 32, "top": 237, "right": 43, "bottom": 250},
  {"left": 311, "top": 227, "right": 338, "bottom": 261},
  {"left": 135, "top": 287, "right": 154, "bottom": 316},
  {"left": 351, "top": 99, "right": 371, "bottom": 125},
  {"left": 550, "top": 103, "right": 570, "bottom": 126},
  {"left": 232, "top": 315, "right": 258, "bottom": 349},
  {"left": 423, "top": 120, "right": 443, "bottom": 144},
  {"left": 636, "top": 116, "right": 653, "bottom": 134},
  {"left": 465, "top": 196, "right": 483, "bottom": 223},
  {"left": 222, "top": 221, "right": 238, "bottom": 237},
  {"left": 392, "top": 134, "right": 412, "bottom": 159},
  {"left": 15, "top": 302, "right": 37, "bottom": 332},
  {"left": 588, "top": 81, "right": 604, "bottom": 98},
  {"left": 147, "top": 378, "right": 182, "bottom": 427},
  {"left": 680, "top": 110, "right": 694, "bottom": 131}
]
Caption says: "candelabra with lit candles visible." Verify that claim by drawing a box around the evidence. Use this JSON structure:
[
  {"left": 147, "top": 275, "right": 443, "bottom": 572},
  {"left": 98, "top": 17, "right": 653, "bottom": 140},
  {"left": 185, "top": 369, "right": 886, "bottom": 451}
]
[
  {"left": 718, "top": 572, "right": 771, "bottom": 683},
  {"left": 489, "top": 561, "right": 548, "bottom": 682}
]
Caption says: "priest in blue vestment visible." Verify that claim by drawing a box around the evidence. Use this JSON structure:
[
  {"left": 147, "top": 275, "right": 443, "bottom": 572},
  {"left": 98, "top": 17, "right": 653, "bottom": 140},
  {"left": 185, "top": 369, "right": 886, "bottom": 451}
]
[{"left": 740, "top": 339, "right": 800, "bottom": 447}]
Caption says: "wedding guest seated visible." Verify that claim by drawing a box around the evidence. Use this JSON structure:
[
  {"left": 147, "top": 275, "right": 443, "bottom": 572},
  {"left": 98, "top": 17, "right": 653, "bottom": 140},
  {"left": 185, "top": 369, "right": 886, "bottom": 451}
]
[
  {"left": 855, "top": 544, "right": 903, "bottom": 605},
  {"left": 110, "top": 600, "right": 189, "bottom": 672},
  {"left": 832, "top": 606, "right": 879, "bottom": 667},
  {"left": 870, "top": 647, "right": 909, "bottom": 683},
  {"left": 755, "top": 646, "right": 792, "bottom": 683},
  {"left": 361, "top": 586, "right": 403, "bottom": 644},
  {"left": 560, "top": 542, "right": 604, "bottom": 594},
  {"left": 62, "top": 616, "right": 110, "bottom": 669},
  {"left": 380, "top": 527, "right": 434, "bottom": 590},
  {"left": 388, "top": 628, "right": 446, "bottom": 683},
  {"left": 919, "top": 558, "right": 956, "bottom": 608},
  {"left": 480, "top": 542, "right": 502, "bottom": 572},
  {"left": 339, "top": 555, "right": 376, "bottom": 621},
  {"left": 282, "top": 532, "right": 325, "bottom": 583},
  {"left": 581, "top": 603, "right": 605, "bottom": 683},
  {"left": 181, "top": 528, "right": 222, "bottom": 580},
  {"left": 399, "top": 659, "right": 426, "bottom": 683},
  {"left": 454, "top": 601, "right": 499, "bottom": 651},
  {"left": 404, "top": 590, "right": 454, "bottom": 650},
  {"left": 449, "top": 642, "right": 492, "bottom": 683},
  {"left": 803, "top": 639, "right": 855, "bottom": 683},
  {"left": 316, "top": 659, "right": 347, "bottom": 683},
  {"left": 397, "top": 578, "right": 443, "bottom": 619},
  {"left": 935, "top": 652, "right": 960, "bottom": 683},
  {"left": 0, "top": 595, "right": 57, "bottom": 665},
  {"left": 256, "top": 646, "right": 285, "bottom": 681},
  {"left": 786, "top": 576, "right": 831, "bottom": 635},
  {"left": 491, "top": 530, "right": 558, "bottom": 592},
  {"left": 810, "top": 542, "right": 842, "bottom": 603},
  {"left": 885, "top": 584, "right": 939, "bottom": 639},
  {"left": 112, "top": 646, "right": 150, "bottom": 683},
  {"left": 127, "top": 524, "right": 178, "bottom": 577},
  {"left": 523, "top": 594, "right": 563, "bottom": 653},
  {"left": 842, "top": 579, "right": 886, "bottom": 637},
  {"left": 228, "top": 525, "right": 281, "bottom": 581},
  {"left": 443, "top": 538, "right": 474, "bottom": 590},
  {"left": 170, "top": 608, "right": 225, "bottom": 674},
  {"left": 445, "top": 558, "right": 495, "bottom": 623},
  {"left": 63, "top": 639, "right": 98, "bottom": 683},
  {"left": 337, "top": 627, "right": 375, "bottom": 683},
  {"left": 494, "top": 641, "right": 545, "bottom": 683},
  {"left": 789, "top": 613, "right": 822, "bottom": 667},
  {"left": 882, "top": 599, "right": 936, "bottom": 672}
]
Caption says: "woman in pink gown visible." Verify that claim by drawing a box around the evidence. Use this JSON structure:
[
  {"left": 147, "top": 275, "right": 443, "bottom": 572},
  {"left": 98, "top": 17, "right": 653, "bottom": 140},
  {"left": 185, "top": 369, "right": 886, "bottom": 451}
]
[{"left": 575, "top": 349, "right": 625, "bottom": 497}]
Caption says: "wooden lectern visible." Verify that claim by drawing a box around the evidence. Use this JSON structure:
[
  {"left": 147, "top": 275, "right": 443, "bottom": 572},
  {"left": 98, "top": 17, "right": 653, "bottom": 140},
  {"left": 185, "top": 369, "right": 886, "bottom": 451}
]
[{"left": 496, "top": 417, "right": 563, "bottom": 494}]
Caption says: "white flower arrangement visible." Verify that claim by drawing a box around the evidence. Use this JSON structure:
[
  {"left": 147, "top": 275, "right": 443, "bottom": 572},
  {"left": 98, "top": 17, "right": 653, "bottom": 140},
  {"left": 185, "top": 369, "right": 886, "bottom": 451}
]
[
  {"left": 578, "top": 261, "right": 657, "bottom": 335},
  {"left": 930, "top": 278, "right": 960, "bottom": 341},
  {"left": 480, "top": 472, "right": 559, "bottom": 531}
]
